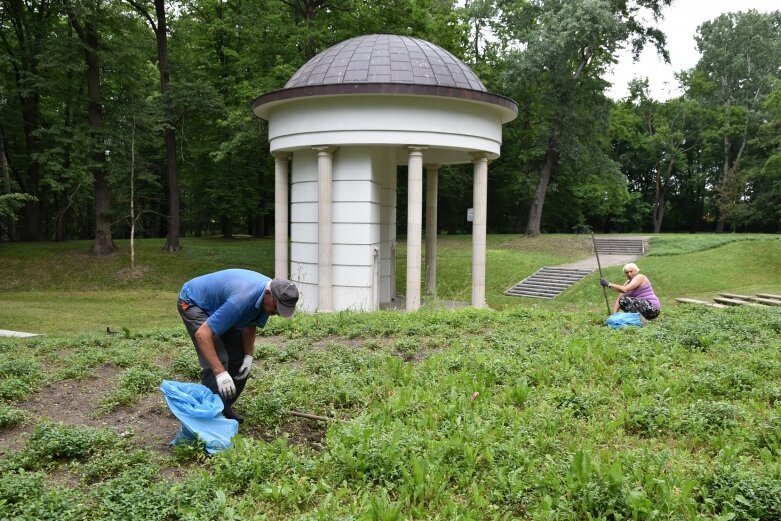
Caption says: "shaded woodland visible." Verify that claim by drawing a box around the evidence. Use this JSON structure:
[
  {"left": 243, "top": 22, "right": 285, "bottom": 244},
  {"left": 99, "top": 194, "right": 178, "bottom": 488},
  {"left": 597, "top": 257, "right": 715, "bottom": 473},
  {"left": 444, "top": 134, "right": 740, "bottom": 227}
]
[{"left": 2, "top": 0, "right": 780, "bottom": 252}]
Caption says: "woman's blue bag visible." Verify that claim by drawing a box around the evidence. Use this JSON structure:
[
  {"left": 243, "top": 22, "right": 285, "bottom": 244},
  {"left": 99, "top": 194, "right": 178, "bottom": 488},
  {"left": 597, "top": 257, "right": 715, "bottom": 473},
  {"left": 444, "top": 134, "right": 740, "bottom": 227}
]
[
  {"left": 160, "top": 380, "right": 238, "bottom": 454},
  {"left": 605, "top": 312, "right": 643, "bottom": 329}
]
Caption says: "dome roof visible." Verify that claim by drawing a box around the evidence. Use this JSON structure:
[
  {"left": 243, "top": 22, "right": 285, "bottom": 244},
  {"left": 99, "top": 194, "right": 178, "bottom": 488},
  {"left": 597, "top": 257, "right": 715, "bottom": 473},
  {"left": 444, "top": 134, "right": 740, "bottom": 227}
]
[
  {"left": 285, "top": 34, "right": 487, "bottom": 91},
  {"left": 252, "top": 34, "right": 517, "bottom": 122}
]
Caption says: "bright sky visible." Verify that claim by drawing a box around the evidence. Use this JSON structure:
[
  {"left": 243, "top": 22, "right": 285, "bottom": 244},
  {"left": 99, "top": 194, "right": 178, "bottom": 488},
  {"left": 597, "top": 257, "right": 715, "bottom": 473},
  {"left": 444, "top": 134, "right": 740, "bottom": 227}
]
[{"left": 605, "top": 0, "right": 781, "bottom": 101}]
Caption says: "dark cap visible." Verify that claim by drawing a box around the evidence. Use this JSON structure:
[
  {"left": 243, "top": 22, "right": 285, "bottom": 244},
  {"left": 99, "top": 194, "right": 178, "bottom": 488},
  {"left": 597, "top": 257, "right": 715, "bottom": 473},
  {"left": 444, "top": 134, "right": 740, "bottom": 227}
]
[{"left": 269, "top": 278, "right": 299, "bottom": 318}]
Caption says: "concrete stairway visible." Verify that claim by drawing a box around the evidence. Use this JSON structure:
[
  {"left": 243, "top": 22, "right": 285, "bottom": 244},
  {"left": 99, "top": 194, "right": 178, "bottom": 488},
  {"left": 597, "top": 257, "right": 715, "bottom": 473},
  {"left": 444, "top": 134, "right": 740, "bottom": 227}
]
[
  {"left": 505, "top": 267, "right": 593, "bottom": 299},
  {"left": 676, "top": 293, "right": 781, "bottom": 308},
  {"left": 592, "top": 238, "right": 645, "bottom": 255}
]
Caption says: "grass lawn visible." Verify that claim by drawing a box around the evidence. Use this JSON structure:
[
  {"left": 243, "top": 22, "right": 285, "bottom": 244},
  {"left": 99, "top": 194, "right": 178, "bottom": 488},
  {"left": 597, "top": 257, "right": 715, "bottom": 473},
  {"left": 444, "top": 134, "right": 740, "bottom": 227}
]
[
  {"left": 1, "top": 237, "right": 275, "bottom": 335},
  {"left": 3, "top": 233, "right": 779, "bottom": 335}
]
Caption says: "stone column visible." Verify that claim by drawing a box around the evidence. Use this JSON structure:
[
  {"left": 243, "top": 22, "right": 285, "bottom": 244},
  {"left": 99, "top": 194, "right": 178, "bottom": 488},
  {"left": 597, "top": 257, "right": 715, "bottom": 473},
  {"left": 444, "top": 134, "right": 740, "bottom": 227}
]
[
  {"left": 316, "top": 147, "right": 335, "bottom": 312},
  {"left": 406, "top": 147, "right": 426, "bottom": 310},
  {"left": 380, "top": 155, "right": 397, "bottom": 304},
  {"left": 425, "top": 164, "right": 439, "bottom": 295},
  {"left": 273, "top": 152, "right": 290, "bottom": 279},
  {"left": 471, "top": 153, "right": 489, "bottom": 308}
]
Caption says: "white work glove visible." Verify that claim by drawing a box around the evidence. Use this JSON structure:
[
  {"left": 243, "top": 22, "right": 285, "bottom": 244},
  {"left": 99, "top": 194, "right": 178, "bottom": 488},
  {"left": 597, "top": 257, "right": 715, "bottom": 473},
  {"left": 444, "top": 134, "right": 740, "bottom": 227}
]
[
  {"left": 235, "top": 355, "right": 253, "bottom": 381},
  {"left": 215, "top": 371, "right": 236, "bottom": 400}
]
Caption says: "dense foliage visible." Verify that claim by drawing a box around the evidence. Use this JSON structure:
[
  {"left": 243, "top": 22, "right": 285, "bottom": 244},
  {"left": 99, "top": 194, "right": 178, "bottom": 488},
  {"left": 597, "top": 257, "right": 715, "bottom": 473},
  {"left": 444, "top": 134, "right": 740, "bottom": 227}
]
[{"left": 1, "top": 1, "right": 780, "bottom": 247}]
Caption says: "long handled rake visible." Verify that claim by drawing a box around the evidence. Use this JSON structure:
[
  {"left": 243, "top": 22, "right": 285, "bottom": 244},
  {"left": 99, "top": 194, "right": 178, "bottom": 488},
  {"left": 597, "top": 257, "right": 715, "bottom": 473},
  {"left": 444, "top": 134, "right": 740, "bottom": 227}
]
[{"left": 591, "top": 231, "right": 612, "bottom": 315}]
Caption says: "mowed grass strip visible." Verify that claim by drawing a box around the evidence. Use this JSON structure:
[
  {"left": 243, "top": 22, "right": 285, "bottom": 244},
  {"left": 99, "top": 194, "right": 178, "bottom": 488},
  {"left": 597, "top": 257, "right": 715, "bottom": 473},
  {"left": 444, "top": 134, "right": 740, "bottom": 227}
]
[{"left": 2, "top": 234, "right": 781, "bottom": 336}]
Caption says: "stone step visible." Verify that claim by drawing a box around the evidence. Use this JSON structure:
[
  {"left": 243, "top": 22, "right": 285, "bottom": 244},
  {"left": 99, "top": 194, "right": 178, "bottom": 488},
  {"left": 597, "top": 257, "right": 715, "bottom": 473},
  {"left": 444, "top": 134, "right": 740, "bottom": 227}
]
[
  {"left": 505, "top": 267, "right": 593, "bottom": 299},
  {"left": 594, "top": 247, "right": 645, "bottom": 252},
  {"left": 675, "top": 298, "right": 728, "bottom": 308},
  {"left": 505, "top": 289, "right": 557, "bottom": 299},
  {"left": 748, "top": 297, "right": 781, "bottom": 306},
  {"left": 537, "top": 267, "right": 591, "bottom": 277},
  {"left": 718, "top": 292, "right": 753, "bottom": 300},
  {"left": 534, "top": 273, "right": 592, "bottom": 280},
  {"left": 506, "top": 282, "right": 562, "bottom": 291},
  {"left": 523, "top": 281, "right": 573, "bottom": 290},
  {"left": 592, "top": 239, "right": 645, "bottom": 255},
  {"left": 713, "top": 297, "right": 763, "bottom": 307},
  {"left": 757, "top": 293, "right": 781, "bottom": 300},
  {"left": 594, "top": 250, "right": 645, "bottom": 255}
]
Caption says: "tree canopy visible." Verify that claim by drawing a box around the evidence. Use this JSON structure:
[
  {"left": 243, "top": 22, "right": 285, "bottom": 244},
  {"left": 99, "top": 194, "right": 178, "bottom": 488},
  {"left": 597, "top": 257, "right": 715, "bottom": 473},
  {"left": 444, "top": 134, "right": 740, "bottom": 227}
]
[{"left": 1, "top": 0, "right": 779, "bottom": 249}]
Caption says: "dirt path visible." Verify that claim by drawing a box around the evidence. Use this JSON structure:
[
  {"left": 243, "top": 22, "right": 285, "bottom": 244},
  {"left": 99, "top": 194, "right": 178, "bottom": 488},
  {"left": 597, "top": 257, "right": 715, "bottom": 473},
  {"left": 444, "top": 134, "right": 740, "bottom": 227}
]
[
  {"left": 0, "top": 363, "right": 181, "bottom": 458},
  {"left": 557, "top": 235, "right": 651, "bottom": 270},
  {"left": 0, "top": 335, "right": 330, "bottom": 460}
]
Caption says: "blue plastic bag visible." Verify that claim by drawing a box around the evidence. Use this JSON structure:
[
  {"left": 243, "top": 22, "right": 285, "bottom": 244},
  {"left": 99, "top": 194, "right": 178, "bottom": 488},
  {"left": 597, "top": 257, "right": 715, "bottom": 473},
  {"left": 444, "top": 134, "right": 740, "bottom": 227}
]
[
  {"left": 605, "top": 312, "right": 643, "bottom": 329},
  {"left": 160, "top": 380, "right": 238, "bottom": 454}
]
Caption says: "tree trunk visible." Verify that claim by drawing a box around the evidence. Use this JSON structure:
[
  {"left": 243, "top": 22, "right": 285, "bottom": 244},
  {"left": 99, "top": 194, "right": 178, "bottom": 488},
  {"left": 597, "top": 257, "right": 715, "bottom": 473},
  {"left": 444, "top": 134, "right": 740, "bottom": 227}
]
[
  {"left": 20, "top": 92, "right": 41, "bottom": 240},
  {"left": 153, "top": 0, "right": 180, "bottom": 251},
  {"left": 652, "top": 159, "right": 673, "bottom": 233},
  {"left": 5, "top": 0, "right": 48, "bottom": 240},
  {"left": 220, "top": 215, "right": 232, "bottom": 238},
  {"left": 525, "top": 135, "right": 558, "bottom": 236},
  {"left": 0, "top": 111, "right": 17, "bottom": 241},
  {"left": 652, "top": 195, "right": 665, "bottom": 233},
  {"left": 55, "top": 192, "right": 67, "bottom": 241},
  {"left": 715, "top": 134, "right": 730, "bottom": 233},
  {"left": 130, "top": 114, "right": 137, "bottom": 271},
  {"left": 258, "top": 213, "right": 268, "bottom": 237},
  {"left": 70, "top": 9, "right": 115, "bottom": 255}
]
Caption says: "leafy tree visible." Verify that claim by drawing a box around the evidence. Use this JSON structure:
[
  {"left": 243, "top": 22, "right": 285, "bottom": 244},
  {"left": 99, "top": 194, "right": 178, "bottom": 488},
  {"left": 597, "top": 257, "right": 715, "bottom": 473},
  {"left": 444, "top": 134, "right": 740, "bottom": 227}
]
[
  {"left": 748, "top": 81, "right": 781, "bottom": 231},
  {"left": 496, "top": 0, "right": 671, "bottom": 236},
  {"left": 0, "top": 97, "right": 35, "bottom": 238},
  {"left": 0, "top": 89, "right": 21, "bottom": 240},
  {"left": 0, "top": 0, "right": 62, "bottom": 239},
  {"left": 279, "top": 0, "right": 353, "bottom": 59},
  {"left": 610, "top": 80, "right": 696, "bottom": 232},
  {"left": 126, "top": 0, "right": 181, "bottom": 251},
  {"left": 67, "top": 0, "right": 116, "bottom": 254},
  {"left": 691, "top": 9, "right": 781, "bottom": 232}
]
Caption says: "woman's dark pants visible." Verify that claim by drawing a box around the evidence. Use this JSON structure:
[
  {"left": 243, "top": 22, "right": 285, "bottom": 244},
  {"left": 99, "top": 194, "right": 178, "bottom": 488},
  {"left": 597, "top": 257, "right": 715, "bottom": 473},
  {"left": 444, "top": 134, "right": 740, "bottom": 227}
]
[{"left": 618, "top": 296, "right": 660, "bottom": 320}]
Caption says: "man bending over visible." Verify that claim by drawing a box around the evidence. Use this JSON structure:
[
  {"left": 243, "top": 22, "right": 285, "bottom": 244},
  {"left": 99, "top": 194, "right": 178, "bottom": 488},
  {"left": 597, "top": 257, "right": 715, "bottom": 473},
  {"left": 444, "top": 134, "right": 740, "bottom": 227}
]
[{"left": 178, "top": 269, "right": 299, "bottom": 422}]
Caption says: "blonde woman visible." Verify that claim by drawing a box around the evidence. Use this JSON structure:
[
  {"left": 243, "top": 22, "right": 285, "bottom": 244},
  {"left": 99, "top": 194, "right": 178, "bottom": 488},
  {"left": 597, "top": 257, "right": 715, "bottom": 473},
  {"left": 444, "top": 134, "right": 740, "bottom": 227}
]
[{"left": 599, "top": 263, "right": 660, "bottom": 319}]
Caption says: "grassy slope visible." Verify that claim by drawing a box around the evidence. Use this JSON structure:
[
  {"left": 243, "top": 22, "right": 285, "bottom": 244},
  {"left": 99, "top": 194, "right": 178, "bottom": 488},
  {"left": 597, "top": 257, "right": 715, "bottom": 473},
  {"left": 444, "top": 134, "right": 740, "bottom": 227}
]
[
  {"left": 2, "top": 234, "right": 780, "bottom": 335},
  {"left": 1, "top": 237, "right": 275, "bottom": 335},
  {"left": 561, "top": 237, "right": 781, "bottom": 308}
]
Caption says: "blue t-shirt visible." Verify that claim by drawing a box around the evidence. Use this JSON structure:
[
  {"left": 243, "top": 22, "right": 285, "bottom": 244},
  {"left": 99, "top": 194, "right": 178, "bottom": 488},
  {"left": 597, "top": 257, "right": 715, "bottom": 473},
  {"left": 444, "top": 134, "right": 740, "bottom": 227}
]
[{"left": 179, "top": 269, "right": 271, "bottom": 336}]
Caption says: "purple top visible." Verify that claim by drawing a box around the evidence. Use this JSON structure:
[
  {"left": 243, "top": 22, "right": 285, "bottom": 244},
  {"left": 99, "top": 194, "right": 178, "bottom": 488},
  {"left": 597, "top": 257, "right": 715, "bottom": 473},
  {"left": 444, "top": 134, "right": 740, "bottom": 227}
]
[{"left": 626, "top": 281, "right": 660, "bottom": 310}]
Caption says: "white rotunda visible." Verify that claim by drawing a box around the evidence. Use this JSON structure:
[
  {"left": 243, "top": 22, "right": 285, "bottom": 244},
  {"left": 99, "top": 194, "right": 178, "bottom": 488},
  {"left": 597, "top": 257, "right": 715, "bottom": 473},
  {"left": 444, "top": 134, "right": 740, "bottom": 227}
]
[{"left": 252, "top": 34, "right": 517, "bottom": 313}]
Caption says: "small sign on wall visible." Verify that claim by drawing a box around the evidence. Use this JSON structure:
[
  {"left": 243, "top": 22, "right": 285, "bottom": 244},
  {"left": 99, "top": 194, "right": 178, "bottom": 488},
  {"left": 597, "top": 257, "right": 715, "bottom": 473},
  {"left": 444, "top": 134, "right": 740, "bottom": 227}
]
[{"left": 467, "top": 208, "right": 473, "bottom": 222}]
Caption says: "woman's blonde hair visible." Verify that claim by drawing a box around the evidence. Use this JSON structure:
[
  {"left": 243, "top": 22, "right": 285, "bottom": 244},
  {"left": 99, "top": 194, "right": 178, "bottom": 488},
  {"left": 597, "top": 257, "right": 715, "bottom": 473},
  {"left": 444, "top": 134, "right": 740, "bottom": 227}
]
[{"left": 623, "top": 263, "right": 639, "bottom": 274}]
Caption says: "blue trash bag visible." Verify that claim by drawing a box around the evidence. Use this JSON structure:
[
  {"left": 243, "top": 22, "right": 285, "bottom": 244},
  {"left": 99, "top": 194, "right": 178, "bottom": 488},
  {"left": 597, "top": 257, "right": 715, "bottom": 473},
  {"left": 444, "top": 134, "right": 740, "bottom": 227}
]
[
  {"left": 160, "top": 380, "right": 238, "bottom": 454},
  {"left": 605, "top": 312, "right": 643, "bottom": 329}
]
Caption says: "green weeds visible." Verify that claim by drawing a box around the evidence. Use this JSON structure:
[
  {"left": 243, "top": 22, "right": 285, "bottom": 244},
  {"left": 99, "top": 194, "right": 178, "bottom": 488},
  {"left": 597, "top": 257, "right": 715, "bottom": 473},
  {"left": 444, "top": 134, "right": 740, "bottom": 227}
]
[
  {"left": 0, "top": 403, "right": 26, "bottom": 429},
  {"left": 99, "top": 363, "right": 167, "bottom": 413},
  {"left": 0, "top": 357, "right": 42, "bottom": 401},
  {"left": 1, "top": 296, "right": 781, "bottom": 518}
]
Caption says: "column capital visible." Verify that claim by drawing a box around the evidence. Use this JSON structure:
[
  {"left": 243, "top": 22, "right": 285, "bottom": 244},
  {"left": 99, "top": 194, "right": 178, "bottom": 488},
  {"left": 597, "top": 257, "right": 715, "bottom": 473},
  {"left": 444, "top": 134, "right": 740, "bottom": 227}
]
[
  {"left": 469, "top": 151, "right": 490, "bottom": 162},
  {"left": 424, "top": 163, "right": 441, "bottom": 171},
  {"left": 313, "top": 146, "right": 338, "bottom": 154},
  {"left": 272, "top": 151, "right": 290, "bottom": 160},
  {"left": 407, "top": 145, "right": 428, "bottom": 153}
]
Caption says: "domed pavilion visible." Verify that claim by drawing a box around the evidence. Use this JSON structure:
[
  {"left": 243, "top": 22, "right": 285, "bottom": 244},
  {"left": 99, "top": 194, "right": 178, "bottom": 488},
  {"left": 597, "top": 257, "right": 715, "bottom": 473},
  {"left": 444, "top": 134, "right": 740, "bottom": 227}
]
[{"left": 252, "top": 34, "right": 517, "bottom": 313}]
